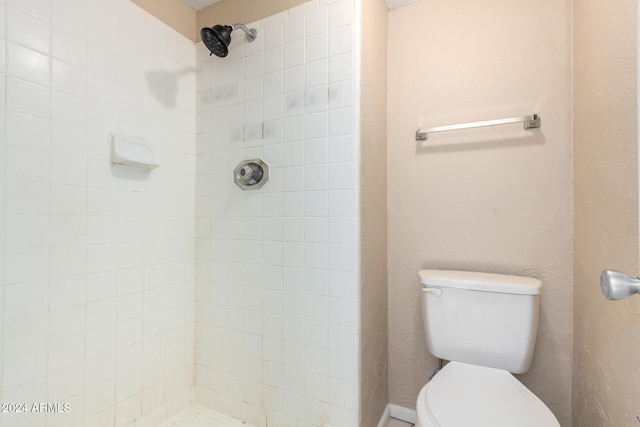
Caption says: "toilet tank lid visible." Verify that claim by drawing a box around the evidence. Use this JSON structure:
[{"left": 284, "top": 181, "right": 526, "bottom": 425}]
[{"left": 419, "top": 269, "right": 541, "bottom": 295}]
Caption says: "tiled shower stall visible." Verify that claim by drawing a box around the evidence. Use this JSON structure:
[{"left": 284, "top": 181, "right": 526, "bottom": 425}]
[
  {"left": 0, "top": 0, "right": 362, "bottom": 426},
  {"left": 193, "top": 0, "right": 360, "bottom": 425}
]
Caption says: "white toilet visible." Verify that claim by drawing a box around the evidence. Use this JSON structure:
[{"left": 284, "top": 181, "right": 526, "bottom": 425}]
[{"left": 416, "top": 269, "right": 560, "bottom": 427}]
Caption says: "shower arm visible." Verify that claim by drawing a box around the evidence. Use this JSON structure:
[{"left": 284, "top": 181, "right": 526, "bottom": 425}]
[{"left": 232, "top": 23, "right": 258, "bottom": 42}]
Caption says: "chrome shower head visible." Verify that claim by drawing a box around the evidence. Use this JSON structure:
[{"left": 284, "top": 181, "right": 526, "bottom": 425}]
[{"left": 200, "top": 23, "right": 258, "bottom": 58}]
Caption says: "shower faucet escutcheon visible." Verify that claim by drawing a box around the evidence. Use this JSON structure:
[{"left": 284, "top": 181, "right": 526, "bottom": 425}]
[{"left": 234, "top": 159, "right": 269, "bottom": 190}]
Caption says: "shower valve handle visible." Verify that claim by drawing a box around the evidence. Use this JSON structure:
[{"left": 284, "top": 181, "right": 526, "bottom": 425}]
[{"left": 238, "top": 164, "right": 263, "bottom": 183}]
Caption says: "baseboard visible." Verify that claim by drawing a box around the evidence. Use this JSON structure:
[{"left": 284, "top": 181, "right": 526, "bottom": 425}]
[
  {"left": 376, "top": 405, "right": 391, "bottom": 427},
  {"left": 389, "top": 403, "right": 417, "bottom": 424}
]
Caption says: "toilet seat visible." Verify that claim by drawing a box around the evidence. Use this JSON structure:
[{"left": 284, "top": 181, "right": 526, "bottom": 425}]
[{"left": 416, "top": 362, "right": 560, "bottom": 427}]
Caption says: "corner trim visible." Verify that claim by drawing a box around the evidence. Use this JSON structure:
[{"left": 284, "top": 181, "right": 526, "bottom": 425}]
[
  {"left": 377, "top": 405, "right": 391, "bottom": 427},
  {"left": 378, "top": 404, "right": 418, "bottom": 426},
  {"left": 389, "top": 404, "right": 417, "bottom": 424}
]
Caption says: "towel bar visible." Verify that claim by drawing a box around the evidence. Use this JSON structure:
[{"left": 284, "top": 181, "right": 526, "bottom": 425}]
[{"left": 415, "top": 114, "right": 540, "bottom": 141}]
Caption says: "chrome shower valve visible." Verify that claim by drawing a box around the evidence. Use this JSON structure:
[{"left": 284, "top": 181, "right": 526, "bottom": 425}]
[{"left": 233, "top": 159, "right": 269, "bottom": 190}]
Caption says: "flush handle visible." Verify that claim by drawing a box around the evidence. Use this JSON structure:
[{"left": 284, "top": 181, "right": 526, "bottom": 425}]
[{"left": 422, "top": 287, "right": 443, "bottom": 297}]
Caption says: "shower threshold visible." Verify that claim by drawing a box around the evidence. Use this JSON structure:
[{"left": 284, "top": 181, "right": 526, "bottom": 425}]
[{"left": 162, "top": 405, "right": 257, "bottom": 427}]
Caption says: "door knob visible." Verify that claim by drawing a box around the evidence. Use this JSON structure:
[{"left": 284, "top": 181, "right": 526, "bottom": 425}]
[{"left": 600, "top": 269, "right": 640, "bottom": 300}]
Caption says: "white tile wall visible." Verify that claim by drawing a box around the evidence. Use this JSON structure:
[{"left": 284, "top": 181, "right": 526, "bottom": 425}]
[
  {"left": 194, "top": 0, "right": 359, "bottom": 426},
  {"left": 0, "top": 0, "right": 196, "bottom": 426},
  {"left": 0, "top": 0, "right": 361, "bottom": 426}
]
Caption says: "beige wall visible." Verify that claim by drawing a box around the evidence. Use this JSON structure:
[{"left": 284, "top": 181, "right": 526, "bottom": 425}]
[
  {"left": 387, "top": 0, "right": 573, "bottom": 424},
  {"left": 197, "top": 0, "right": 311, "bottom": 33},
  {"left": 131, "top": 0, "right": 311, "bottom": 42},
  {"left": 131, "top": 0, "right": 197, "bottom": 41},
  {"left": 573, "top": 1, "right": 639, "bottom": 426},
  {"left": 359, "top": 0, "right": 389, "bottom": 426}
]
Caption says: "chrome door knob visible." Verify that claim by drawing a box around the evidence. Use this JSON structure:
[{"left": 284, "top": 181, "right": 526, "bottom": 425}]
[{"left": 600, "top": 269, "right": 640, "bottom": 300}]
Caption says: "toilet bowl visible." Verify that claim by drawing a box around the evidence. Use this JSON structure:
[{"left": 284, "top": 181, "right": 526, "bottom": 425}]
[
  {"left": 417, "top": 270, "right": 560, "bottom": 427},
  {"left": 416, "top": 362, "right": 559, "bottom": 427}
]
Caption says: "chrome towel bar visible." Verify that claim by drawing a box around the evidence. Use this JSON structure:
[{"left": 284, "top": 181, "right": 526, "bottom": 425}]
[{"left": 415, "top": 114, "right": 540, "bottom": 141}]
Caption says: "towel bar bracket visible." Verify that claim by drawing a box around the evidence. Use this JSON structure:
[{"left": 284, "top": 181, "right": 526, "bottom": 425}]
[{"left": 523, "top": 114, "right": 540, "bottom": 130}]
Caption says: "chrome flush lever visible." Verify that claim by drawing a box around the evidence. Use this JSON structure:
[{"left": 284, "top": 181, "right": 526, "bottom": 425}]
[
  {"left": 422, "top": 287, "right": 443, "bottom": 297},
  {"left": 600, "top": 270, "right": 640, "bottom": 300}
]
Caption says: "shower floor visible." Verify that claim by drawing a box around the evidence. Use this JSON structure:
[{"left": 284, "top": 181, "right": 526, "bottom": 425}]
[{"left": 162, "top": 405, "right": 256, "bottom": 427}]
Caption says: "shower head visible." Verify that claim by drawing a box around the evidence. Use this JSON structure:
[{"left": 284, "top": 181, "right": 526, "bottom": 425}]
[
  {"left": 200, "top": 23, "right": 258, "bottom": 58},
  {"left": 201, "top": 25, "right": 232, "bottom": 57}
]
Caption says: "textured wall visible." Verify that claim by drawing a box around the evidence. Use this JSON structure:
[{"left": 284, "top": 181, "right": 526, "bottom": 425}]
[
  {"left": 387, "top": 0, "right": 573, "bottom": 424},
  {"left": 573, "top": 1, "right": 639, "bottom": 426},
  {"left": 131, "top": 0, "right": 197, "bottom": 41},
  {"left": 133, "top": 0, "right": 313, "bottom": 43},
  {"left": 359, "top": 0, "right": 389, "bottom": 426}
]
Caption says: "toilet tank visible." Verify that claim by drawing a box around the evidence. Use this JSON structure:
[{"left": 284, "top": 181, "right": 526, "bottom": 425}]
[{"left": 419, "top": 270, "right": 541, "bottom": 374}]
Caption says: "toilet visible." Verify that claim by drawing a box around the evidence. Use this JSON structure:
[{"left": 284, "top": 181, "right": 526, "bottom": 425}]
[{"left": 416, "top": 269, "right": 560, "bottom": 427}]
